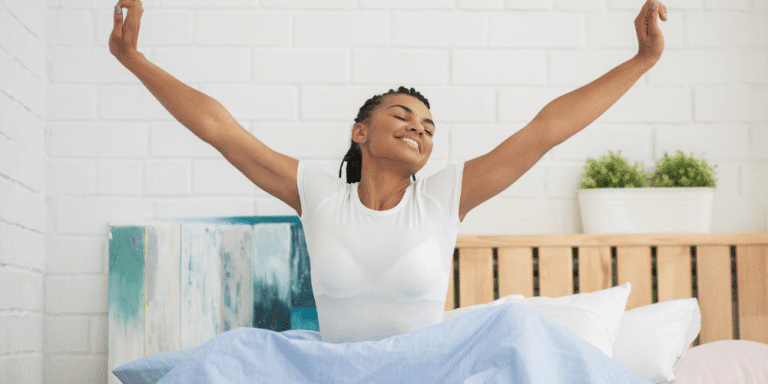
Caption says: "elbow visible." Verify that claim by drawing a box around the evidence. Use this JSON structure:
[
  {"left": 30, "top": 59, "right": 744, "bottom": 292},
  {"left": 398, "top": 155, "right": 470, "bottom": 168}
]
[
  {"left": 528, "top": 117, "right": 558, "bottom": 153},
  {"left": 541, "top": 118, "right": 582, "bottom": 150},
  {"left": 197, "top": 98, "right": 233, "bottom": 144},
  {"left": 197, "top": 112, "right": 230, "bottom": 146}
]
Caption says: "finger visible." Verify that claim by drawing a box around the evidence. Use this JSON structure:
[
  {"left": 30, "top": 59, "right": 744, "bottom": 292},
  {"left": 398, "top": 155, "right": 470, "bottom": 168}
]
[
  {"left": 646, "top": 2, "right": 659, "bottom": 34},
  {"left": 651, "top": 1, "right": 666, "bottom": 21},
  {"left": 112, "top": 3, "right": 123, "bottom": 39},
  {"left": 122, "top": 0, "right": 144, "bottom": 41},
  {"left": 125, "top": 1, "right": 143, "bottom": 24},
  {"left": 643, "top": 0, "right": 654, "bottom": 13},
  {"left": 637, "top": 0, "right": 653, "bottom": 25}
]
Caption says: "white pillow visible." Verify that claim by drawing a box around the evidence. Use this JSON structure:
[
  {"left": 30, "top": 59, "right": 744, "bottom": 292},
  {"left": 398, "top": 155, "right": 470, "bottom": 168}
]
[
  {"left": 612, "top": 298, "right": 701, "bottom": 384},
  {"left": 672, "top": 340, "right": 768, "bottom": 384},
  {"left": 444, "top": 283, "right": 631, "bottom": 358}
]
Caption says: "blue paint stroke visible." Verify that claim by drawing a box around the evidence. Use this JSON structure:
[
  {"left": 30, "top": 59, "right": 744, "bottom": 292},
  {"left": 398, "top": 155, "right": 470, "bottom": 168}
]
[
  {"left": 109, "top": 226, "right": 145, "bottom": 329},
  {"left": 291, "top": 307, "right": 320, "bottom": 331}
]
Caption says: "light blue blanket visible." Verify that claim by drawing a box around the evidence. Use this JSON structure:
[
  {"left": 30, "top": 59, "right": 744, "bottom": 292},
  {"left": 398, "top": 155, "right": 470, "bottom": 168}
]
[{"left": 114, "top": 303, "right": 650, "bottom": 384}]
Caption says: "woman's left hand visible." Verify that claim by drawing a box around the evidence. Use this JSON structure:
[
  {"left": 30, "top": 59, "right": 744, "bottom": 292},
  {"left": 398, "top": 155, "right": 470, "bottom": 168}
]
[{"left": 634, "top": 0, "right": 667, "bottom": 63}]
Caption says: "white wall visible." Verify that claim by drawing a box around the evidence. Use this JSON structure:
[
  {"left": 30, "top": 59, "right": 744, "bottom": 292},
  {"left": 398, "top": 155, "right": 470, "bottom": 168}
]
[
  {"left": 0, "top": 0, "right": 47, "bottom": 382},
  {"left": 0, "top": 0, "right": 764, "bottom": 383}
]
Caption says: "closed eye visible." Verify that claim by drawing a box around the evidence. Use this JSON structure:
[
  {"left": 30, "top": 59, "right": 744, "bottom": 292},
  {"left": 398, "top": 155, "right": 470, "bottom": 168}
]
[{"left": 394, "top": 116, "right": 433, "bottom": 136}]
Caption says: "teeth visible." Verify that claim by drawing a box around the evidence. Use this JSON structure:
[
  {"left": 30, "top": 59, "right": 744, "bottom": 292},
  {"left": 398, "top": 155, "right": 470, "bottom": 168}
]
[{"left": 401, "top": 137, "right": 419, "bottom": 149}]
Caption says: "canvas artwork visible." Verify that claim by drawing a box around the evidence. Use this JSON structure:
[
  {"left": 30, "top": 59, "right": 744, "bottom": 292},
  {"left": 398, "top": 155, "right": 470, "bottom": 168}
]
[{"left": 108, "top": 216, "right": 317, "bottom": 370}]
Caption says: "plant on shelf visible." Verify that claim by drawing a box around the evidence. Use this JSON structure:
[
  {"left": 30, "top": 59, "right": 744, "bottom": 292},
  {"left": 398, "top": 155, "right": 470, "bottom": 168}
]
[
  {"left": 578, "top": 150, "right": 718, "bottom": 189},
  {"left": 576, "top": 149, "right": 719, "bottom": 234},
  {"left": 648, "top": 150, "right": 718, "bottom": 188},
  {"left": 579, "top": 150, "right": 651, "bottom": 189}
]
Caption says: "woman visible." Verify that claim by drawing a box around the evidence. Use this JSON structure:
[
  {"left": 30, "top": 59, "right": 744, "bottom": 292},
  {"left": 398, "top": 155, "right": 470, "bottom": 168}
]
[{"left": 110, "top": 1, "right": 666, "bottom": 382}]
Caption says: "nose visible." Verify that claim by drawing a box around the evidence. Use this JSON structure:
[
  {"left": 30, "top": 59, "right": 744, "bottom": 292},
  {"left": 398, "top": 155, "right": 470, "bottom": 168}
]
[{"left": 408, "top": 124, "right": 425, "bottom": 135}]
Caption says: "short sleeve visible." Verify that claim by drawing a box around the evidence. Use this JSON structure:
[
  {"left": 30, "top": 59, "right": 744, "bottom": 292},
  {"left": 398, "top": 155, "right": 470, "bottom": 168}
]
[
  {"left": 419, "top": 162, "right": 465, "bottom": 230},
  {"left": 296, "top": 161, "right": 345, "bottom": 220}
]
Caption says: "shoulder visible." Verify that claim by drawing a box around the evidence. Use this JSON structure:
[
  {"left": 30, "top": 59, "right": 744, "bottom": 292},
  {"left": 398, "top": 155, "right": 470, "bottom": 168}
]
[
  {"left": 418, "top": 162, "right": 465, "bottom": 192},
  {"left": 297, "top": 161, "right": 347, "bottom": 215},
  {"left": 415, "top": 163, "right": 464, "bottom": 225},
  {"left": 298, "top": 161, "right": 342, "bottom": 186}
]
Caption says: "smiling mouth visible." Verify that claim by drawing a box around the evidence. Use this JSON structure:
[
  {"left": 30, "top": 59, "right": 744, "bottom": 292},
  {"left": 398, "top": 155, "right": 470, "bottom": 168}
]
[{"left": 400, "top": 137, "right": 419, "bottom": 151}]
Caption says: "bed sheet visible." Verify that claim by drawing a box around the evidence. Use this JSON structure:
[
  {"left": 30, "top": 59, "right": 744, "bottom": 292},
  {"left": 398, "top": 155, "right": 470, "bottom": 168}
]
[{"left": 131, "top": 303, "right": 653, "bottom": 384}]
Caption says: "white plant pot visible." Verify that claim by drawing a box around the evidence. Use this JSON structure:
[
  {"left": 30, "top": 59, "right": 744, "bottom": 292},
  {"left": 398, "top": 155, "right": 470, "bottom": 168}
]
[{"left": 577, "top": 188, "right": 715, "bottom": 234}]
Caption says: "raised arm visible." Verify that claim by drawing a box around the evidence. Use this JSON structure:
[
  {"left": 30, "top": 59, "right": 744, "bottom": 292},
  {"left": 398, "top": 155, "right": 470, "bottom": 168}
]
[
  {"left": 459, "top": 0, "right": 666, "bottom": 221},
  {"left": 110, "top": 0, "right": 300, "bottom": 215}
]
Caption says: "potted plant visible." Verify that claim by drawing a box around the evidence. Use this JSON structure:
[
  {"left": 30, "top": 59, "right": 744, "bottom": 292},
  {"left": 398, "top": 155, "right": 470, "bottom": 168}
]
[{"left": 576, "top": 150, "right": 718, "bottom": 234}]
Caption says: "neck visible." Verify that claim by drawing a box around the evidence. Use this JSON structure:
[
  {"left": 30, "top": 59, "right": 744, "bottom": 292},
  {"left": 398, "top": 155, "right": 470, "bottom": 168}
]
[{"left": 357, "top": 160, "right": 412, "bottom": 211}]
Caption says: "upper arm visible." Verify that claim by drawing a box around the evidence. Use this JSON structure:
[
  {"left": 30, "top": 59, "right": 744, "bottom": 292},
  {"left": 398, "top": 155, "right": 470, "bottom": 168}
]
[
  {"left": 458, "top": 118, "right": 553, "bottom": 221},
  {"left": 206, "top": 112, "right": 302, "bottom": 216}
]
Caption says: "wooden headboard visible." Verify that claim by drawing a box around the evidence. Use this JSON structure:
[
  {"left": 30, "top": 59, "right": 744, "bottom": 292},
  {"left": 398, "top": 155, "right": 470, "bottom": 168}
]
[
  {"left": 108, "top": 220, "right": 768, "bottom": 382},
  {"left": 447, "top": 233, "right": 768, "bottom": 345}
]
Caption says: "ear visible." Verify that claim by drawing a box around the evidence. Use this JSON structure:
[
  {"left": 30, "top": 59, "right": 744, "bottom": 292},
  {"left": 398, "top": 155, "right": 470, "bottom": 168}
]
[{"left": 351, "top": 122, "right": 368, "bottom": 144}]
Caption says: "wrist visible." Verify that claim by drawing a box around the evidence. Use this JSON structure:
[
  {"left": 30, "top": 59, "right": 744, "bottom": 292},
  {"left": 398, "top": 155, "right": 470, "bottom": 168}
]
[
  {"left": 120, "top": 51, "right": 146, "bottom": 71},
  {"left": 633, "top": 53, "right": 660, "bottom": 69}
]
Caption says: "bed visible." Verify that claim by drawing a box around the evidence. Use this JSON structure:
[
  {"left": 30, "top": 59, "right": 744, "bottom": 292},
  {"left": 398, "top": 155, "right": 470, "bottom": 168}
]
[{"left": 107, "top": 217, "right": 768, "bottom": 383}]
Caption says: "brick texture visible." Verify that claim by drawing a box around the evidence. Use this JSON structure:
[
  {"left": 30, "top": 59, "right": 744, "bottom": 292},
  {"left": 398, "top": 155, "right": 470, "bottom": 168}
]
[{"left": 0, "top": 1, "right": 765, "bottom": 383}]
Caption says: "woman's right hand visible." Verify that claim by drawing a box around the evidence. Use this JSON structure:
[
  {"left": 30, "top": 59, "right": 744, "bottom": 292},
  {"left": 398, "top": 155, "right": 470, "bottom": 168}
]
[{"left": 110, "top": 0, "right": 144, "bottom": 65}]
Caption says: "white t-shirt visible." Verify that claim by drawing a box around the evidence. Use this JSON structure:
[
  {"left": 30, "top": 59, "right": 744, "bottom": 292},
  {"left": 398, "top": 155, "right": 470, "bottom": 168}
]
[{"left": 296, "top": 161, "right": 464, "bottom": 344}]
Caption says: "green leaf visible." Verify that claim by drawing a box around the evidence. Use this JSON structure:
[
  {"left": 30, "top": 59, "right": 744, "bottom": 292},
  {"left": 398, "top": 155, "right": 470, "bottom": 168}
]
[
  {"left": 578, "top": 150, "right": 650, "bottom": 189},
  {"left": 649, "top": 150, "right": 718, "bottom": 188},
  {"left": 578, "top": 149, "right": 718, "bottom": 189}
]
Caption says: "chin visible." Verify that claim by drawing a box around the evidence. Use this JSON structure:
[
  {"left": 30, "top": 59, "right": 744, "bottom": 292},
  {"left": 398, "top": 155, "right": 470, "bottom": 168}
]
[
  {"left": 386, "top": 159, "right": 424, "bottom": 177},
  {"left": 406, "top": 162, "right": 429, "bottom": 178},
  {"left": 376, "top": 150, "right": 430, "bottom": 177}
]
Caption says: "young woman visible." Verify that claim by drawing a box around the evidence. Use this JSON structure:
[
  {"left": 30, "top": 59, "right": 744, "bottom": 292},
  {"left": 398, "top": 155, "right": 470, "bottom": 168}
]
[{"left": 110, "top": 1, "right": 666, "bottom": 382}]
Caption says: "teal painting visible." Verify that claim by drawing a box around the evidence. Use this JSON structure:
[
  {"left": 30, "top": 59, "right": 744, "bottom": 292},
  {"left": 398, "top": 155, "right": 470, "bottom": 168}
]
[
  {"left": 108, "top": 226, "right": 144, "bottom": 330},
  {"left": 108, "top": 215, "right": 320, "bottom": 367}
]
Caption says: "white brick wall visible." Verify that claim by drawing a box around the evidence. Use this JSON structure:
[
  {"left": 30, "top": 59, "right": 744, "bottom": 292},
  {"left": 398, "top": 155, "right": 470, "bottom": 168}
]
[
  {"left": 1, "top": 0, "right": 46, "bottom": 382},
  {"left": 0, "top": 0, "right": 765, "bottom": 383}
]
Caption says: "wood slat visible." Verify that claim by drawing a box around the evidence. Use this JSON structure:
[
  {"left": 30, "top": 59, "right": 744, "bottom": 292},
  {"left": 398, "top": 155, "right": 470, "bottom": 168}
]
[
  {"left": 456, "top": 232, "right": 768, "bottom": 248},
  {"left": 617, "top": 246, "right": 652, "bottom": 310},
  {"left": 444, "top": 259, "right": 455, "bottom": 311},
  {"left": 657, "top": 245, "right": 693, "bottom": 302},
  {"left": 697, "top": 245, "right": 733, "bottom": 343},
  {"left": 578, "top": 246, "right": 612, "bottom": 294},
  {"left": 458, "top": 248, "right": 494, "bottom": 307},
  {"left": 538, "top": 247, "right": 573, "bottom": 297},
  {"left": 498, "top": 247, "right": 533, "bottom": 298},
  {"left": 736, "top": 244, "right": 768, "bottom": 344},
  {"left": 658, "top": 245, "right": 693, "bottom": 352}
]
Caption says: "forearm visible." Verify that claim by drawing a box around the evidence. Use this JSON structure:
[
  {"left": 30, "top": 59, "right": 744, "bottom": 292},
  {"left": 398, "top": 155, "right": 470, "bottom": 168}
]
[
  {"left": 121, "top": 52, "right": 223, "bottom": 142},
  {"left": 537, "top": 55, "right": 656, "bottom": 147}
]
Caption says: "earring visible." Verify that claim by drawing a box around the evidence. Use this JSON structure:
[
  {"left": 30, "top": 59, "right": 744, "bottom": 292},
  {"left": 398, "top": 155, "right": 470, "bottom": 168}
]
[{"left": 362, "top": 138, "right": 366, "bottom": 142}]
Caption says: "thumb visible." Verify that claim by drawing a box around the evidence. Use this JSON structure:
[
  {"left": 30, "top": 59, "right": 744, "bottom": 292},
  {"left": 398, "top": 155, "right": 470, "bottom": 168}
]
[{"left": 113, "top": 4, "right": 123, "bottom": 39}]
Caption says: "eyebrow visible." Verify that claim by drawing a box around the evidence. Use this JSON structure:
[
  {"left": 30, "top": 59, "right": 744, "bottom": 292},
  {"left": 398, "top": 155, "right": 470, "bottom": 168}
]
[{"left": 387, "top": 105, "right": 435, "bottom": 128}]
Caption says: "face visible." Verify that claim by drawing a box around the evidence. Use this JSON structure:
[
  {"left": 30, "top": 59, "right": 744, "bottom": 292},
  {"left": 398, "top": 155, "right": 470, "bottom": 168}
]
[{"left": 354, "top": 93, "right": 435, "bottom": 176}]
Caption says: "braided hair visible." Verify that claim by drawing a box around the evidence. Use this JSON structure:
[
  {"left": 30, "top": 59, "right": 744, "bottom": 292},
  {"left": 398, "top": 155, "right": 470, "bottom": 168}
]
[{"left": 339, "top": 86, "right": 431, "bottom": 183}]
